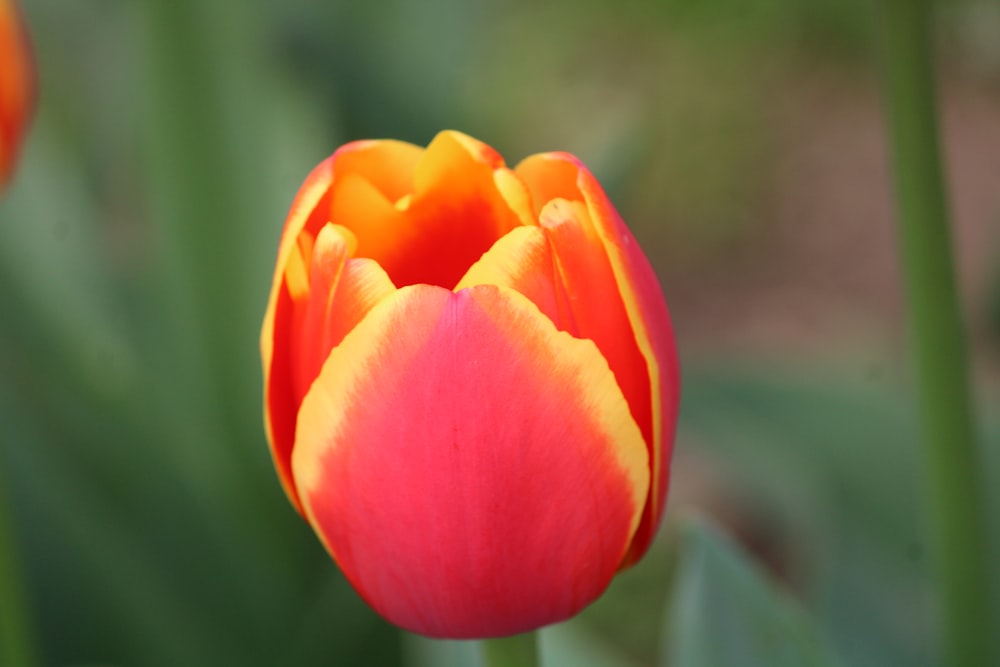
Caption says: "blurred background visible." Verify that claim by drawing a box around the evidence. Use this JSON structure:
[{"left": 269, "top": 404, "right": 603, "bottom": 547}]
[{"left": 1, "top": 0, "right": 999, "bottom": 665}]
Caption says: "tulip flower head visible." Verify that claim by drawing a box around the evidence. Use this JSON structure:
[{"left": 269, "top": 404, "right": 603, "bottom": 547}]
[
  {"left": 261, "top": 131, "right": 679, "bottom": 639},
  {"left": 0, "top": 0, "right": 34, "bottom": 188}
]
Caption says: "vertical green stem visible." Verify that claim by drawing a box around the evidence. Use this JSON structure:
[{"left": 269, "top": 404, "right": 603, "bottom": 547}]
[
  {"left": 0, "top": 482, "right": 37, "bottom": 667},
  {"left": 876, "top": 1, "right": 995, "bottom": 666},
  {"left": 482, "top": 632, "right": 540, "bottom": 667},
  {"left": 139, "top": 0, "right": 267, "bottom": 462}
]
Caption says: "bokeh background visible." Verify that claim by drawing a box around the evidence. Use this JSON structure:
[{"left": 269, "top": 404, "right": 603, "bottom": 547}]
[{"left": 1, "top": 0, "right": 999, "bottom": 665}]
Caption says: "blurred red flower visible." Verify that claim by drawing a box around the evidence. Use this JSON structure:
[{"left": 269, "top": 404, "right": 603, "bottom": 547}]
[{"left": 0, "top": 0, "right": 34, "bottom": 189}]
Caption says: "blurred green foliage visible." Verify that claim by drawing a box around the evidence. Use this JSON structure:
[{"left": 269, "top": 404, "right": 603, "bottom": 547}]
[
  {"left": 662, "top": 519, "right": 839, "bottom": 667},
  {"left": 0, "top": 0, "right": 997, "bottom": 665}
]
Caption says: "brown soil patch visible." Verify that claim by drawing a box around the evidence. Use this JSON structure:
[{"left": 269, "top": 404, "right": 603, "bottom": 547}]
[{"left": 662, "top": 69, "right": 1000, "bottom": 369}]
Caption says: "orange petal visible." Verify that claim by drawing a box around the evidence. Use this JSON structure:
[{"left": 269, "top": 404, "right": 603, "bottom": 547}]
[
  {"left": 513, "top": 152, "right": 581, "bottom": 217},
  {"left": 331, "top": 131, "right": 526, "bottom": 288},
  {"left": 261, "top": 156, "right": 335, "bottom": 372},
  {"left": 454, "top": 226, "right": 574, "bottom": 331},
  {"left": 493, "top": 167, "right": 537, "bottom": 228},
  {"left": 330, "top": 138, "right": 423, "bottom": 203},
  {"left": 262, "top": 142, "right": 387, "bottom": 509},
  {"left": 328, "top": 171, "right": 412, "bottom": 275},
  {"left": 516, "top": 153, "right": 680, "bottom": 567},
  {"left": 295, "top": 224, "right": 393, "bottom": 397},
  {"left": 261, "top": 155, "right": 337, "bottom": 511},
  {"left": 292, "top": 284, "right": 648, "bottom": 638}
]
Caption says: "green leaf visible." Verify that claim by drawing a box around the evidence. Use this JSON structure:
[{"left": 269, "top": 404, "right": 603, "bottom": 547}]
[
  {"left": 662, "top": 518, "right": 841, "bottom": 667},
  {"left": 679, "top": 366, "right": 937, "bottom": 667}
]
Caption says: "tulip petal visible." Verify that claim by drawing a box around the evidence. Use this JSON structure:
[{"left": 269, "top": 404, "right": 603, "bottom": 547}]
[
  {"left": 516, "top": 154, "right": 680, "bottom": 567},
  {"left": 514, "top": 152, "right": 581, "bottom": 216},
  {"left": 263, "top": 157, "right": 335, "bottom": 326},
  {"left": 263, "top": 220, "right": 395, "bottom": 512},
  {"left": 329, "top": 171, "right": 410, "bottom": 266},
  {"left": 292, "top": 284, "right": 649, "bottom": 638},
  {"left": 577, "top": 165, "right": 680, "bottom": 567},
  {"left": 539, "top": 198, "right": 654, "bottom": 456},
  {"left": 296, "top": 223, "right": 395, "bottom": 399},
  {"left": 261, "top": 158, "right": 335, "bottom": 506},
  {"left": 333, "top": 131, "right": 525, "bottom": 288},
  {"left": 262, "top": 140, "right": 416, "bottom": 510},
  {"left": 330, "top": 138, "right": 423, "bottom": 202},
  {"left": 264, "top": 140, "right": 420, "bottom": 348},
  {"left": 299, "top": 133, "right": 530, "bottom": 291},
  {"left": 454, "top": 226, "right": 574, "bottom": 331},
  {"left": 493, "top": 168, "right": 538, "bottom": 228}
]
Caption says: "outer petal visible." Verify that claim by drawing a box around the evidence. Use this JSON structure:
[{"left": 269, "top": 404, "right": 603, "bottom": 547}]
[
  {"left": 516, "top": 154, "right": 680, "bottom": 567},
  {"left": 459, "top": 199, "right": 655, "bottom": 545},
  {"left": 537, "top": 199, "right": 653, "bottom": 455},
  {"left": 329, "top": 138, "right": 423, "bottom": 202},
  {"left": 464, "top": 194, "right": 655, "bottom": 564},
  {"left": 291, "top": 284, "right": 649, "bottom": 638},
  {"left": 0, "top": 0, "right": 35, "bottom": 187},
  {"left": 262, "top": 217, "right": 395, "bottom": 511}
]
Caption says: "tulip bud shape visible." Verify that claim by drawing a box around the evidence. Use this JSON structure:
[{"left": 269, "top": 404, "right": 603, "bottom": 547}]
[
  {"left": 261, "top": 131, "right": 679, "bottom": 638},
  {"left": 0, "top": 0, "right": 34, "bottom": 188}
]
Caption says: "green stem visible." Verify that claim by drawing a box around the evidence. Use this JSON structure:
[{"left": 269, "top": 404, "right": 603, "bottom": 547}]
[
  {"left": 139, "top": 0, "right": 266, "bottom": 464},
  {"left": 481, "top": 632, "right": 540, "bottom": 667},
  {"left": 0, "top": 481, "right": 37, "bottom": 667},
  {"left": 876, "top": 1, "right": 995, "bottom": 666}
]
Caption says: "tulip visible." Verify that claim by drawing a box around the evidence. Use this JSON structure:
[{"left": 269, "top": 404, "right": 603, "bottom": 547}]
[
  {"left": 261, "top": 131, "right": 679, "bottom": 639},
  {"left": 0, "top": 0, "right": 34, "bottom": 189}
]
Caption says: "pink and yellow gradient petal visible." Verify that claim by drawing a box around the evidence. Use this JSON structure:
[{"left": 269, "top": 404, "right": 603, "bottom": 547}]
[{"left": 291, "top": 284, "right": 649, "bottom": 638}]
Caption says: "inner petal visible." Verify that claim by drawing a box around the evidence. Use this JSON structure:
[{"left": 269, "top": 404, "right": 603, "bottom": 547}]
[
  {"left": 294, "top": 224, "right": 397, "bottom": 405},
  {"left": 456, "top": 226, "right": 576, "bottom": 333},
  {"left": 329, "top": 132, "right": 526, "bottom": 289},
  {"left": 332, "top": 139, "right": 424, "bottom": 202}
]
